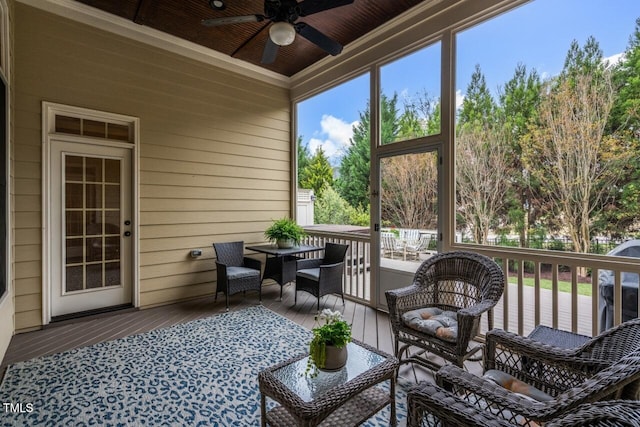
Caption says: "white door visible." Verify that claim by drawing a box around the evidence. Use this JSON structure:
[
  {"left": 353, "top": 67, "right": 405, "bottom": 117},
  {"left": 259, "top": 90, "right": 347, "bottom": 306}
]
[{"left": 50, "top": 140, "right": 132, "bottom": 317}]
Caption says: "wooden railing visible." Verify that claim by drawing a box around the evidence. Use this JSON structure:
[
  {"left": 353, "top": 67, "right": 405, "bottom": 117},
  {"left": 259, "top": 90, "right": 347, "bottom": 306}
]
[
  {"left": 467, "top": 245, "right": 640, "bottom": 337},
  {"left": 302, "top": 229, "right": 372, "bottom": 304},
  {"left": 303, "top": 228, "right": 640, "bottom": 337}
]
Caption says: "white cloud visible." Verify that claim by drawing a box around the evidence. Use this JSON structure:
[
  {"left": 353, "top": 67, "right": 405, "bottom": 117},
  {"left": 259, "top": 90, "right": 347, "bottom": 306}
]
[
  {"left": 306, "top": 115, "right": 358, "bottom": 164},
  {"left": 321, "top": 115, "right": 356, "bottom": 148},
  {"left": 455, "top": 90, "right": 465, "bottom": 110},
  {"left": 604, "top": 52, "right": 625, "bottom": 67}
]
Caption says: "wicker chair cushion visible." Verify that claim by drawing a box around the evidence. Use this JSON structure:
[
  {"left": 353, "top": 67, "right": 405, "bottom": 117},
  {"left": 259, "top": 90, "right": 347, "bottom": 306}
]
[
  {"left": 402, "top": 308, "right": 458, "bottom": 343},
  {"left": 226, "top": 266, "right": 260, "bottom": 280},
  {"left": 296, "top": 268, "right": 320, "bottom": 281},
  {"left": 484, "top": 369, "right": 553, "bottom": 402}
]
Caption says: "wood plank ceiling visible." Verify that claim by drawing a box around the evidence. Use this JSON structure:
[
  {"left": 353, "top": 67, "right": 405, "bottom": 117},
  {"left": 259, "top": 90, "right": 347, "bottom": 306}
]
[{"left": 72, "top": 0, "right": 428, "bottom": 76}]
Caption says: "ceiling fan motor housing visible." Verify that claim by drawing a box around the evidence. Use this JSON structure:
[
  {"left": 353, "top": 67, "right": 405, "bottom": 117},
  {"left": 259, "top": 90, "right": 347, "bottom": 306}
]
[{"left": 265, "top": 0, "right": 301, "bottom": 23}]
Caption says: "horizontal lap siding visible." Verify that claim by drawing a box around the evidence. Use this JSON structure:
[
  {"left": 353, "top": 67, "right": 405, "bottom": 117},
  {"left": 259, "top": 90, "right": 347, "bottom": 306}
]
[
  {"left": 0, "top": 0, "right": 13, "bottom": 359},
  {"left": 13, "top": 4, "right": 291, "bottom": 330}
]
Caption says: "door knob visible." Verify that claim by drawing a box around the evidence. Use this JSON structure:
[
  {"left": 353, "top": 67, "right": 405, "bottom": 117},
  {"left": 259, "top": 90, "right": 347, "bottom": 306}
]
[{"left": 124, "top": 231, "right": 131, "bottom": 237}]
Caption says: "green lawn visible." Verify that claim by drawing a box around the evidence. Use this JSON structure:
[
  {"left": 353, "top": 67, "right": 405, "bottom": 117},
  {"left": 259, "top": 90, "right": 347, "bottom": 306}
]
[{"left": 511, "top": 276, "right": 593, "bottom": 297}]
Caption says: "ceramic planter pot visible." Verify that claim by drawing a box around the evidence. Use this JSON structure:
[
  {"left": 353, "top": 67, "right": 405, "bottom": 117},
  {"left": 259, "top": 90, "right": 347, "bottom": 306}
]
[
  {"left": 277, "top": 239, "right": 295, "bottom": 249},
  {"left": 320, "top": 344, "right": 348, "bottom": 371}
]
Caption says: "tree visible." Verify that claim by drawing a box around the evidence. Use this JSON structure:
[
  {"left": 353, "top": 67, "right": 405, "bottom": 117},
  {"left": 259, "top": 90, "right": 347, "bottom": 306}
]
[
  {"left": 523, "top": 39, "right": 624, "bottom": 254},
  {"left": 455, "top": 65, "right": 508, "bottom": 243},
  {"left": 297, "top": 136, "right": 312, "bottom": 188},
  {"left": 300, "top": 147, "right": 333, "bottom": 198},
  {"left": 456, "top": 124, "right": 511, "bottom": 244},
  {"left": 458, "top": 64, "right": 496, "bottom": 128},
  {"left": 314, "top": 185, "right": 353, "bottom": 225},
  {"left": 609, "top": 18, "right": 640, "bottom": 135},
  {"left": 497, "top": 64, "right": 542, "bottom": 246},
  {"left": 397, "top": 90, "right": 441, "bottom": 139},
  {"left": 337, "top": 93, "right": 400, "bottom": 209},
  {"left": 337, "top": 113, "right": 370, "bottom": 209},
  {"left": 381, "top": 152, "right": 438, "bottom": 229},
  {"left": 600, "top": 18, "right": 640, "bottom": 236}
]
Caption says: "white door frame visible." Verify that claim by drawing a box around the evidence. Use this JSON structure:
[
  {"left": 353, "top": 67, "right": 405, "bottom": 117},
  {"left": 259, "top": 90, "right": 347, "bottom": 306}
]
[{"left": 42, "top": 102, "right": 139, "bottom": 325}]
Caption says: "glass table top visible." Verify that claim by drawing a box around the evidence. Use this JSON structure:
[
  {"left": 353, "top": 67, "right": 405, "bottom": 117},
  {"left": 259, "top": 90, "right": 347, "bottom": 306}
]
[{"left": 271, "top": 342, "right": 386, "bottom": 402}]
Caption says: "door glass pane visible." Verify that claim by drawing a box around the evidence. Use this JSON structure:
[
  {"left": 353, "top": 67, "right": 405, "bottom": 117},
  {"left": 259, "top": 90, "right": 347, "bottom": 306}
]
[
  {"left": 86, "top": 264, "right": 103, "bottom": 288},
  {"left": 105, "top": 185, "right": 120, "bottom": 209},
  {"left": 106, "top": 262, "right": 121, "bottom": 287},
  {"left": 64, "top": 154, "right": 122, "bottom": 293},
  {"left": 65, "top": 211, "right": 83, "bottom": 236},
  {"left": 104, "top": 159, "right": 120, "bottom": 182},
  {"left": 65, "top": 184, "right": 83, "bottom": 208},
  {"left": 380, "top": 151, "right": 438, "bottom": 272},
  {"left": 85, "top": 184, "right": 102, "bottom": 209},
  {"left": 65, "top": 266, "right": 83, "bottom": 291},
  {"left": 65, "top": 155, "right": 83, "bottom": 180},
  {"left": 85, "top": 157, "right": 102, "bottom": 181},
  {"left": 66, "top": 239, "right": 83, "bottom": 264}
]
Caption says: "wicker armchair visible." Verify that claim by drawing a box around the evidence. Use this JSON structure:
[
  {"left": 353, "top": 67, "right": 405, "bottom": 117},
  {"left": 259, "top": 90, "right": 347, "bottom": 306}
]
[
  {"left": 408, "top": 382, "right": 640, "bottom": 427},
  {"left": 484, "top": 318, "right": 640, "bottom": 392},
  {"left": 385, "top": 251, "right": 505, "bottom": 371},
  {"left": 546, "top": 400, "right": 640, "bottom": 426},
  {"left": 212, "top": 241, "right": 262, "bottom": 311},
  {"left": 295, "top": 242, "right": 349, "bottom": 310},
  {"left": 430, "top": 320, "right": 640, "bottom": 426}
]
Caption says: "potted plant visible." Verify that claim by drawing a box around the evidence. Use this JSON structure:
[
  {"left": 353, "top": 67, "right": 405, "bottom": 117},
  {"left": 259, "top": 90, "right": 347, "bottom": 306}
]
[
  {"left": 306, "top": 309, "right": 352, "bottom": 377},
  {"left": 264, "top": 217, "right": 306, "bottom": 248}
]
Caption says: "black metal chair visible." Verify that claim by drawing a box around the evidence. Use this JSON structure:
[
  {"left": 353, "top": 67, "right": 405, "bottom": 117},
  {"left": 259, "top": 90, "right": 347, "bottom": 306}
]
[
  {"left": 212, "top": 241, "right": 262, "bottom": 311},
  {"left": 385, "top": 251, "right": 505, "bottom": 371},
  {"left": 295, "top": 242, "right": 349, "bottom": 310}
]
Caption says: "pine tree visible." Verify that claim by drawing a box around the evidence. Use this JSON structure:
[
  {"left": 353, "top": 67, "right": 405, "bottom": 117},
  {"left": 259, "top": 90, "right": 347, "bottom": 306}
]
[
  {"left": 300, "top": 147, "right": 333, "bottom": 198},
  {"left": 297, "top": 136, "right": 312, "bottom": 189},
  {"left": 337, "top": 93, "right": 400, "bottom": 209},
  {"left": 458, "top": 64, "right": 497, "bottom": 129},
  {"left": 497, "top": 63, "right": 542, "bottom": 246}
]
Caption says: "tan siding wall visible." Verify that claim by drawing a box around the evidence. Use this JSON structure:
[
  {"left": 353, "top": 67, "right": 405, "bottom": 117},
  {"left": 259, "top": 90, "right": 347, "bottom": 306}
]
[
  {"left": 0, "top": 0, "right": 13, "bottom": 361},
  {"left": 13, "top": 4, "right": 291, "bottom": 330}
]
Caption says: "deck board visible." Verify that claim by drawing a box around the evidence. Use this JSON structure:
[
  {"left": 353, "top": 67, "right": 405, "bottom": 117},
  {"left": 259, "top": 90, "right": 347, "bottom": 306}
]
[{"left": 1, "top": 283, "right": 481, "bottom": 385}]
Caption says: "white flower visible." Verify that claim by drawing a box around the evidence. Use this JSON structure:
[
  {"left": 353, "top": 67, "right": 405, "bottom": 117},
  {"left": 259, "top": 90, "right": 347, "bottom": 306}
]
[{"left": 315, "top": 309, "right": 344, "bottom": 325}]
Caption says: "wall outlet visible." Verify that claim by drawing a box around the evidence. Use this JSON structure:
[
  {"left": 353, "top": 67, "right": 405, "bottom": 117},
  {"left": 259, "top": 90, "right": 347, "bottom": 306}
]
[{"left": 190, "top": 249, "right": 202, "bottom": 258}]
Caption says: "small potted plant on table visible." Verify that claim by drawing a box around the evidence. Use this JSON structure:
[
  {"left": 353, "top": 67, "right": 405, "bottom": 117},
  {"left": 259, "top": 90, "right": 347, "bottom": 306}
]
[
  {"left": 306, "top": 309, "right": 352, "bottom": 377},
  {"left": 264, "top": 217, "right": 306, "bottom": 249}
]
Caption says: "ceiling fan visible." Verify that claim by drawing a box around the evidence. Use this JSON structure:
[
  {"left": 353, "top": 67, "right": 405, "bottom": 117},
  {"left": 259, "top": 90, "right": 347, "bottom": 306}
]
[{"left": 201, "top": 0, "right": 354, "bottom": 64}]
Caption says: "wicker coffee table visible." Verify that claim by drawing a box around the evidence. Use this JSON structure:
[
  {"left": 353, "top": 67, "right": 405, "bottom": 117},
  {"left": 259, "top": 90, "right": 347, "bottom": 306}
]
[{"left": 258, "top": 339, "right": 399, "bottom": 426}]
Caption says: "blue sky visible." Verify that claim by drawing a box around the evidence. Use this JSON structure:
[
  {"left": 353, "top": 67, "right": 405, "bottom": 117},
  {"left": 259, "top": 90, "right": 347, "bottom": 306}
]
[{"left": 297, "top": 0, "right": 640, "bottom": 165}]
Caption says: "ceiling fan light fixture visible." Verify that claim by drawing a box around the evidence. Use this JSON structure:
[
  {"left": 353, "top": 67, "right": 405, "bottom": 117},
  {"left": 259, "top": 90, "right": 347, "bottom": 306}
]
[
  {"left": 269, "top": 22, "right": 296, "bottom": 46},
  {"left": 209, "top": 0, "right": 226, "bottom": 11}
]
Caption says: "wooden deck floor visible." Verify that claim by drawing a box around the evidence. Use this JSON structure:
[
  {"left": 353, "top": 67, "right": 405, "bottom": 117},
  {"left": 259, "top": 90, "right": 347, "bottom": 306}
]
[{"left": 2, "top": 283, "right": 468, "bottom": 383}]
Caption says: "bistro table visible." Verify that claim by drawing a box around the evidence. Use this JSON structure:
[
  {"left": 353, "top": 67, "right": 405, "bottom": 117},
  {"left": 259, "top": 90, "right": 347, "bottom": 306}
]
[
  {"left": 258, "top": 339, "right": 399, "bottom": 426},
  {"left": 246, "top": 244, "right": 323, "bottom": 300}
]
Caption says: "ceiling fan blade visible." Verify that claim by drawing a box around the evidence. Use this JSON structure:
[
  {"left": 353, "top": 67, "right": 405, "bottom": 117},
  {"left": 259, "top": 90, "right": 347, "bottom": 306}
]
[
  {"left": 261, "top": 37, "right": 280, "bottom": 64},
  {"left": 201, "top": 15, "right": 265, "bottom": 27},
  {"left": 295, "top": 22, "right": 343, "bottom": 56},
  {"left": 298, "top": 0, "right": 354, "bottom": 17}
]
